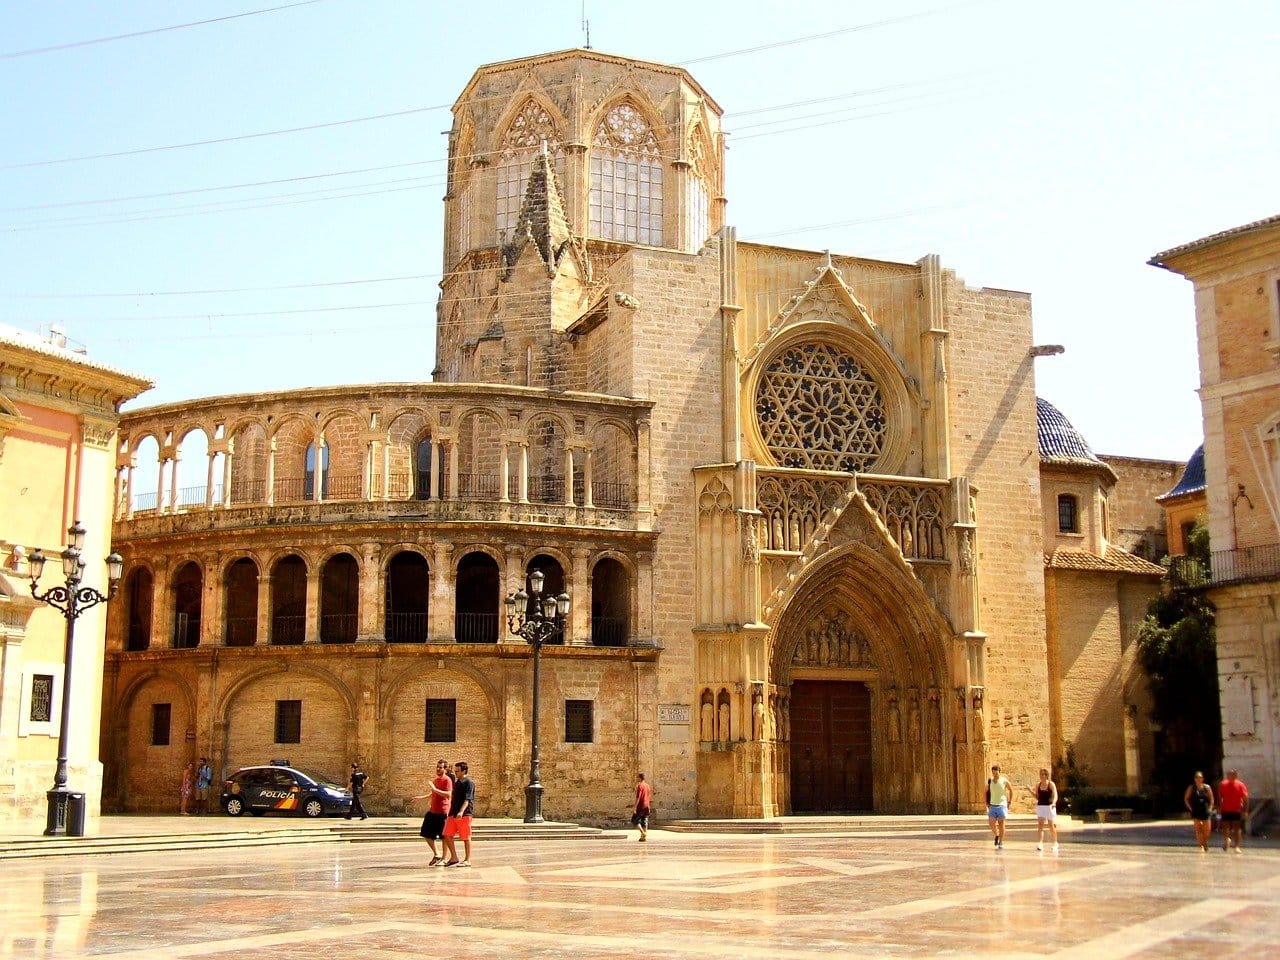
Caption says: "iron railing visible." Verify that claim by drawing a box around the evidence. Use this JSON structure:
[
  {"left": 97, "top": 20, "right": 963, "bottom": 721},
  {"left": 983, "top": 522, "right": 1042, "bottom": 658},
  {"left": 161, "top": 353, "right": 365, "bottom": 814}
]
[
  {"left": 456, "top": 611, "right": 499, "bottom": 643},
  {"left": 385, "top": 611, "right": 428, "bottom": 643},
  {"left": 270, "top": 615, "right": 306, "bottom": 645},
  {"left": 1170, "top": 544, "right": 1280, "bottom": 588},
  {"left": 591, "top": 616, "right": 629, "bottom": 647},
  {"left": 320, "top": 612, "right": 358, "bottom": 643},
  {"left": 223, "top": 616, "right": 257, "bottom": 647}
]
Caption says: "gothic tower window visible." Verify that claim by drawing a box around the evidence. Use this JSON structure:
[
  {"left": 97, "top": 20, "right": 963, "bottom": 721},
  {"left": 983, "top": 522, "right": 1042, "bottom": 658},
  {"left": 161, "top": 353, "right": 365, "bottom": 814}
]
[
  {"left": 589, "top": 102, "right": 663, "bottom": 245},
  {"left": 755, "top": 341, "right": 887, "bottom": 472},
  {"left": 686, "top": 124, "right": 711, "bottom": 251},
  {"left": 495, "top": 100, "right": 563, "bottom": 242}
]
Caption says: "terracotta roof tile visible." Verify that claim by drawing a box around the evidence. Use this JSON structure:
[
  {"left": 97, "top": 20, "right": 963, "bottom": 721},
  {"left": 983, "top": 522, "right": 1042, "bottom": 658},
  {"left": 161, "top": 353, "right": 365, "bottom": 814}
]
[{"left": 1044, "top": 546, "right": 1164, "bottom": 576}]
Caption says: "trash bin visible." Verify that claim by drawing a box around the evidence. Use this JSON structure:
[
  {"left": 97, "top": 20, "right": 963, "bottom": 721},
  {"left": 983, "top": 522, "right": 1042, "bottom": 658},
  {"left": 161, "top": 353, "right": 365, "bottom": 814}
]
[{"left": 66, "top": 792, "right": 87, "bottom": 837}]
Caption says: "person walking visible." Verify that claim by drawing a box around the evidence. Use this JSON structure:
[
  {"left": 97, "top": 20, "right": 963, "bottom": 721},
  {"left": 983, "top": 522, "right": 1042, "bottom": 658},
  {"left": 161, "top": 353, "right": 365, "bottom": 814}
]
[
  {"left": 180, "top": 761, "right": 195, "bottom": 815},
  {"left": 442, "top": 760, "right": 475, "bottom": 867},
  {"left": 1184, "top": 770, "right": 1215, "bottom": 851},
  {"left": 195, "top": 758, "right": 213, "bottom": 814},
  {"left": 346, "top": 762, "right": 369, "bottom": 821},
  {"left": 986, "top": 764, "right": 1012, "bottom": 849},
  {"left": 632, "top": 772, "right": 653, "bottom": 842},
  {"left": 1027, "top": 767, "right": 1059, "bottom": 853},
  {"left": 411, "top": 759, "right": 453, "bottom": 866},
  {"left": 1217, "top": 769, "right": 1250, "bottom": 853}
]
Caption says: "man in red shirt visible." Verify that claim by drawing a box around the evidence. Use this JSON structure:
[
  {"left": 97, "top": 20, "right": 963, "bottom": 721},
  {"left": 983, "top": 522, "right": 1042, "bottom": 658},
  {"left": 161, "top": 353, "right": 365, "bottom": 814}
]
[
  {"left": 411, "top": 759, "right": 453, "bottom": 866},
  {"left": 1217, "top": 769, "right": 1250, "bottom": 853},
  {"left": 633, "top": 772, "right": 653, "bottom": 842}
]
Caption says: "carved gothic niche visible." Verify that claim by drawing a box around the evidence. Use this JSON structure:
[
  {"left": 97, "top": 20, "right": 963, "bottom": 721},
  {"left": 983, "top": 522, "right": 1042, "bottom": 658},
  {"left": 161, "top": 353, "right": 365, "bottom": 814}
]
[{"left": 792, "top": 610, "right": 876, "bottom": 669}]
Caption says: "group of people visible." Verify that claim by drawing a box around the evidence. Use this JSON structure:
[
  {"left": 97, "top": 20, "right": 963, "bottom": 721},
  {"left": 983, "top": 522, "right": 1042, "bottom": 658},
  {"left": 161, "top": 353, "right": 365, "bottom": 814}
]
[
  {"left": 179, "top": 758, "right": 214, "bottom": 815},
  {"left": 1184, "top": 768, "right": 1250, "bottom": 852},
  {"left": 411, "top": 759, "right": 476, "bottom": 867},
  {"left": 986, "top": 763, "right": 1253, "bottom": 854},
  {"left": 985, "top": 764, "right": 1060, "bottom": 852}
]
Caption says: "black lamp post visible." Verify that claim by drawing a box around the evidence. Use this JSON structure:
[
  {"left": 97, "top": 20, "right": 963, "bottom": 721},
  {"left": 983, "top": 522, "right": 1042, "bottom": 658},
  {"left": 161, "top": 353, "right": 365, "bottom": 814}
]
[
  {"left": 27, "top": 520, "right": 123, "bottom": 836},
  {"left": 504, "top": 568, "right": 569, "bottom": 824}
]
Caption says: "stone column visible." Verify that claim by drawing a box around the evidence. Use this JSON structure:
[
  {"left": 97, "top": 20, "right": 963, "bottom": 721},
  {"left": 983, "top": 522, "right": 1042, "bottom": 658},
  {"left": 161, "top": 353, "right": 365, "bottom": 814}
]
[
  {"left": 563, "top": 446, "right": 575, "bottom": 506},
  {"left": 430, "top": 440, "right": 442, "bottom": 500},
  {"left": 155, "top": 456, "right": 169, "bottom": 515},
  {"left": 124, "top": 462, "right": 135, "bottom": 520},
  {"left": 581, "top": 447, "right": 594, "bottom": 508},
  {"left": 221, "top": 442, "right": 233, "bottom": 507},
  {"left": 167, "top": 452, "right": 181, "bottom": 512},
  {"left": 357, "top": 543, "right": 383, "bottom": 641},
  {"left": 429, "top": 542, "right": 455, "bottom": 642},
  {"left": 255, "top": 574, "right": 271, "bottom": 646},
  {"left": 502, "top": 544, "right": 524, "bottom": 642},
  {"left": 570, "top": 545, "right": 591, "bottom": 645},
  {"left": 314, "top": 435, "right": 327, "bottom": 502},
  {"left": 304, "top": 565, "right": 322, "bottom": 643},
  {"left": 499, "top": 440, "right": 510, "bottom": 502},
  {"left": 150, "top": 558, "right": 171, "bottom": 648},
  {"left": 517, "top": 443, "right": 529, "bottom": 503},
  {"left": 636, "top": 417, "right": 652, "bottom": 526},
  {"left": 445, "top": 439, "right": 459, "bottom": 500},
  {"left": 205, "top": 451, "right": 217, "bottom": 509},
  {"left": 266, "top": 437, "right": 277, "bottom": 506},
  {"left": 635, "top": 551, "right": 654, "bottom": 645},
  {"left": 202, "top": 555, "right": 222, "bottom": 646}
]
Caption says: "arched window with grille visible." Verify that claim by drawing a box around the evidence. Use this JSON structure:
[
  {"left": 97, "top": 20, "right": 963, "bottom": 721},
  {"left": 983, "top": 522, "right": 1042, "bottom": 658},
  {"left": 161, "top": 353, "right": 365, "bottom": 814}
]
[
  {"left": 495, "top": 99, "right": 563, "bottom": 242},
  {"left": 589, "top": 102, "right": 663, "bottom": 245},
  {"left": 1057, "top": 494, "right": 1079, "bottom": 533}
]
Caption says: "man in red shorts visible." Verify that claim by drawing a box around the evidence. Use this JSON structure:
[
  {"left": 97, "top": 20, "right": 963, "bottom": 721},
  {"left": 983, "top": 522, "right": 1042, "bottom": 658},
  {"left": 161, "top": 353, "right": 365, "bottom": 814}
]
[
  {"left": 1217, "top": 769, "right": 1249, "bottom": 853},
  {"left": 411, "top": 759, "right": 453, "bottom": 866},
  {"left": 443, "top": 760, "right": 475, "bottom": 867}
]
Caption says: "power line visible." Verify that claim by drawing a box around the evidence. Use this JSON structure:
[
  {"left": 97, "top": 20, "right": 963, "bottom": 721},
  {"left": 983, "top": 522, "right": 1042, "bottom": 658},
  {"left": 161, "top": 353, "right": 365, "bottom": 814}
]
[
  {"left": 678, "top": 1, "right": 987, "bottom": 65},
  {"left": 1, "top": 1, "right": 326, "bottom": 60}
]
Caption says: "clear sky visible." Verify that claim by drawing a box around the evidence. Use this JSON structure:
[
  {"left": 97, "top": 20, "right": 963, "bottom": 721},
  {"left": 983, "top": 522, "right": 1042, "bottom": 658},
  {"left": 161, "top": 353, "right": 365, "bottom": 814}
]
[{"left": 2, "top": 1, "right": 1276, "bottom": 462}]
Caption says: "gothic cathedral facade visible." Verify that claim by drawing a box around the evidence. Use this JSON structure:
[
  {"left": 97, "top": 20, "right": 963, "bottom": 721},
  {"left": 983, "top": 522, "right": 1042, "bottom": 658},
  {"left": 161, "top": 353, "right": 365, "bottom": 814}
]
[{"left": 101, "top": 49, "right": 1160, "bottom": 820}]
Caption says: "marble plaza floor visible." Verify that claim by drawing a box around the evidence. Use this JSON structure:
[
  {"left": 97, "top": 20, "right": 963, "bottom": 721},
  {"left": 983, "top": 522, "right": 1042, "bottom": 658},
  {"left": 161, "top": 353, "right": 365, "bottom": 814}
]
[{"left": 4, "top": 825, "right": 1279, "bottom": 959}]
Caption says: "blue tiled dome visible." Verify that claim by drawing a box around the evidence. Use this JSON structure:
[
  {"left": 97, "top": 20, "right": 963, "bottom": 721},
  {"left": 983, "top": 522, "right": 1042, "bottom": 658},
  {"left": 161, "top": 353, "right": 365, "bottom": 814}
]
[
  {"left": 1036, "top": 398, "right": 1106, "bottom": 467},
  {"left": 1162, "top": 443, "right": 1205, "bottom": 499}
]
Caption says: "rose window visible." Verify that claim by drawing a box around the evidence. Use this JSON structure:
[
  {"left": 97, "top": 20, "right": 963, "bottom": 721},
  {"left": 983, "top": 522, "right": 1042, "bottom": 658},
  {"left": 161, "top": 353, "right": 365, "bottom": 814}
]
[{"left": 755, "top": 342, "right": 887, "bottom": 472}]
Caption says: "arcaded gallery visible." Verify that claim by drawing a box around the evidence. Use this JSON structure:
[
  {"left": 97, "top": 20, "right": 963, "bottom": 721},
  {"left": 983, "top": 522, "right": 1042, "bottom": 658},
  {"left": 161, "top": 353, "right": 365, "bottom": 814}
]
[{"left": 102, "top": 48, "right": 1167, "bottom": 821}]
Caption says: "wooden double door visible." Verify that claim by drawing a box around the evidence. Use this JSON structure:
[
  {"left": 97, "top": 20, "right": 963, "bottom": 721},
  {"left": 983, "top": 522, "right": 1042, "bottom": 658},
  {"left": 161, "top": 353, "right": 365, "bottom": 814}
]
[{"left": 790, "top": 679, "right": 873, "bottom": 812}]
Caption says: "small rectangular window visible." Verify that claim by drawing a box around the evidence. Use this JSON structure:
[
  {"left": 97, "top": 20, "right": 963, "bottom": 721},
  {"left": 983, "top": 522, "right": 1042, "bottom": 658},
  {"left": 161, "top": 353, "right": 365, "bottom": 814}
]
[
  {"left": 29, "top": 674, "right": 54, "bottom": 723},
  {"left": 151, "top": 703, "right": 172, "bottom": 746},
  {"left": 425, "top": 698, "right": 457, "bottom": 743},
  {"left": 565, "top": 699, "right": 594, "bottom": 743},
  {"left": 275, "top": 700, "right": 302, "bottom": 744},
  {"left": 1057, "top": 494, "right": 1078, "bottom": 534}
]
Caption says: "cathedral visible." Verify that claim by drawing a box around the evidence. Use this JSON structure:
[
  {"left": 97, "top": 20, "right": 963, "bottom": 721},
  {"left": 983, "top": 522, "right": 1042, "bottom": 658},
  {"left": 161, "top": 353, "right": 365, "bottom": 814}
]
[{"left": 97, "top": 49, "right": 1172, "bottom": 822}]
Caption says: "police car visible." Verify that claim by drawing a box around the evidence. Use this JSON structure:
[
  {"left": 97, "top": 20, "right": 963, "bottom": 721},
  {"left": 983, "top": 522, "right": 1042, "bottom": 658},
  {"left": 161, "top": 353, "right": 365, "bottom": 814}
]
[{"left": 221, "top": 761, "right": 353, "bottom": 818}]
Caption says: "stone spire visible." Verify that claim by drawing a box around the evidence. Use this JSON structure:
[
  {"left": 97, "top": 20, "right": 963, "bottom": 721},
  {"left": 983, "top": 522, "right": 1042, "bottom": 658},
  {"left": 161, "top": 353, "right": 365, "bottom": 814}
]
[{"left": 500, "top": 140, "right": 590, "bottom": 282}]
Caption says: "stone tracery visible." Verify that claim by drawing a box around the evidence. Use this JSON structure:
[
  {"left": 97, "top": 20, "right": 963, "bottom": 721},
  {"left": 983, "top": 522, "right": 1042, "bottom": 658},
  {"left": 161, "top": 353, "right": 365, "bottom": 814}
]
[{"left": 755, "top": 341, "right": 887, "bottom": 472}]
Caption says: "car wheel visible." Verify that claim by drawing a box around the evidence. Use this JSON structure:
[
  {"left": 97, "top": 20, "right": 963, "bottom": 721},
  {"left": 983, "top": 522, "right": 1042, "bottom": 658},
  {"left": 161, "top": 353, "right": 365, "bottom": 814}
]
[
  {"left": 224, "top": 797, "right": 245, "bottom": 817},
  {"left": 303, "top": 797, "right": 325, "bottom": 818}
]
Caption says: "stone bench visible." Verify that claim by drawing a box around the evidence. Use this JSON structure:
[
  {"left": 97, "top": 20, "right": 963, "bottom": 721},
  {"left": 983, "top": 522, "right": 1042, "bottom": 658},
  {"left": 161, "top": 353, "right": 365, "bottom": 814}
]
[{"left": 1095, "top": 808, "right": 1133, "bottom": 823}]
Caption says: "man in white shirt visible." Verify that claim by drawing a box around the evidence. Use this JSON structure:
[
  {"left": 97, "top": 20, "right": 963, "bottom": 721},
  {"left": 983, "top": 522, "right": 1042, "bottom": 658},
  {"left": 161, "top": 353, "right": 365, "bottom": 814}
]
[{"left": 987, "top": 764, "right": 1013, "bottom": 849}]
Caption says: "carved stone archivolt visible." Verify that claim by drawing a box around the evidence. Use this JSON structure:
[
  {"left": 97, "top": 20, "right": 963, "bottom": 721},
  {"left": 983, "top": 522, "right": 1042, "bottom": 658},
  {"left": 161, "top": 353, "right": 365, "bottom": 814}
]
[{"left": 792, "top": 610, "right": 875, "bottom": 669}]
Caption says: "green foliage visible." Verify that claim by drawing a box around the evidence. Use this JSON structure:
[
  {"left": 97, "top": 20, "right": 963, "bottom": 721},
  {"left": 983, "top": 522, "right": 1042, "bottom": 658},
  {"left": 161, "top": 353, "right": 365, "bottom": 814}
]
[
  {"left": 1053, "top": 741, "right": 1090, "bottom": 813},
  {"left": 1137, "top": 516, "right": 1219, "bottom": 792}
]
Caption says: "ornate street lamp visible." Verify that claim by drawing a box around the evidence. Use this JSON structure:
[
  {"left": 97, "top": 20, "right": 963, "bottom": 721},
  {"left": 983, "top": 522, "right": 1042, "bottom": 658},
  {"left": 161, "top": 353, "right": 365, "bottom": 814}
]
[
  {"left": 504, "top": 568, "right": 569, "bottom": 824},
  {"left": 27, "top": 521, "right": 123, "bottom": 836}
]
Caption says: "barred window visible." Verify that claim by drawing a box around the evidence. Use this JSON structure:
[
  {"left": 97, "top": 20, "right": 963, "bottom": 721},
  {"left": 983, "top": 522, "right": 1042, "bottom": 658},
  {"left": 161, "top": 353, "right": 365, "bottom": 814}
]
[
  {"left": 29, "top": 673, "right": 53, "bottom": 723},
  {"left": 151, "top": 703, "right": 172, "bottom": 746},
  {"left": 564, "top": 699, "right": 594, "bottom": 743},
  {"left": 425, "top": 698, "right": 457, "bottom": 743},
  {"left": 1057, "top": 494, "right": 1079, "bottom": 534},
  {"left": 275, "top": 699, "right": 302, "bottom": 744}
]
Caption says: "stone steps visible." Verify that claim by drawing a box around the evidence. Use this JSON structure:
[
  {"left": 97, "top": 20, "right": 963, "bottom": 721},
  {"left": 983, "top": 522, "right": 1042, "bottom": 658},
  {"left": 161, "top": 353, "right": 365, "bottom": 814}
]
[
  {"left": 0, "top": 818, "right": 617, "bottom": 860},
  {"left": 661, "top": 814, "right": 1076, "bottom": 834}
]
